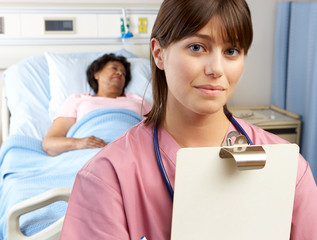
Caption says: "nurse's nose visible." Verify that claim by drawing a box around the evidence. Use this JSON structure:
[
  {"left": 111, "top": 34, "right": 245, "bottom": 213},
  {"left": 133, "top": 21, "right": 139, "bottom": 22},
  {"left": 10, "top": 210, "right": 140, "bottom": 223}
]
[{"left": 205, "top": 51, "right": 224, "bottom": 78}]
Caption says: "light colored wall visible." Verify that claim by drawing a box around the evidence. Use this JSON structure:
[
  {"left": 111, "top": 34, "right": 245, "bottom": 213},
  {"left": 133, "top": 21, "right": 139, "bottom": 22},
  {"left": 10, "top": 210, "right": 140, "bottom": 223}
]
[
  {"left": 229, "top": 0, "right": 317, "bottom": 107},
  {"left": 228, "top": 0, "right": 278, "bottom": 107}
]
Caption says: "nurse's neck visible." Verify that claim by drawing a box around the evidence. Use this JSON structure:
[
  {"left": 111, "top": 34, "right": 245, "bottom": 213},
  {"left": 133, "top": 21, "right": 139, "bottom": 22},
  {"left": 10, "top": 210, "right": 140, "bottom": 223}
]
[{"left": 163, "top": 109, "right": 230, "bottom": 148}]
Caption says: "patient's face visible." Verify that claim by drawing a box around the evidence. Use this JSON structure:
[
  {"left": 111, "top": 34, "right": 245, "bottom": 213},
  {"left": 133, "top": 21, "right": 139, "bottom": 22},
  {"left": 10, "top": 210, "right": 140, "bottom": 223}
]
[{"left": 94, "top": 61, "right": 127, "bottom": 98}]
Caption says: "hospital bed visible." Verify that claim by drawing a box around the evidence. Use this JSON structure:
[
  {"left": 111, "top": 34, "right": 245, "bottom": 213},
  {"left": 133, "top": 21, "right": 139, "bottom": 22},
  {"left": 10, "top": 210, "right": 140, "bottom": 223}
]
[{"left": 0, "top": 48, "right": 153, "bottom": 240}]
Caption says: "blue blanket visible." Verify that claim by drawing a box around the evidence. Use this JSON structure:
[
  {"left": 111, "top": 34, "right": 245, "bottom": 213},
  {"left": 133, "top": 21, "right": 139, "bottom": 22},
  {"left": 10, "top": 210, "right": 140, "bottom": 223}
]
[{"left": 0, "top": 108, "right": 142, "bottom": 239}]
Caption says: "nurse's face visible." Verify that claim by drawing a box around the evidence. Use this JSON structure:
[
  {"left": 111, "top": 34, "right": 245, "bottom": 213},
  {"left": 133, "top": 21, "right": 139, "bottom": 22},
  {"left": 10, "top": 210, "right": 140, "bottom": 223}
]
[{"left": 152, "top": 18, "right": 245, "bottom": 118}]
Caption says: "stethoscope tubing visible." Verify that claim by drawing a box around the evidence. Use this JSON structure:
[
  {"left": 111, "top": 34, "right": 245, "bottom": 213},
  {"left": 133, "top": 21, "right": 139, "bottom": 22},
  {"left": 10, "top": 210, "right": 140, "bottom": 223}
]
[
  {"left": 153, "top": 125, "right": 174, "bottom": 200},
  {"left": 153, "top": 111, "right": 253, "bottom": 201}
]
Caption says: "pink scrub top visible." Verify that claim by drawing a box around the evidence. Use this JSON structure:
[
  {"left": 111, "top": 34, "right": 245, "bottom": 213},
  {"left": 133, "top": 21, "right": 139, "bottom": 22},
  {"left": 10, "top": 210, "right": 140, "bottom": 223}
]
[
  {"left": 60, "top": 118, "right": 317, "bottom": 240},
  {"left": 55, "top": 93, "right": 152, "bottom": 121}
]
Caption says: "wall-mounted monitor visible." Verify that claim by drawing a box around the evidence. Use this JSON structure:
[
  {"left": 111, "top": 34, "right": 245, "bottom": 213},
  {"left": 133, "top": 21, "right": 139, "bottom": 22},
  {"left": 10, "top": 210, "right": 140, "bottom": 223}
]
[{"left": 44, "top": 18, "right": 75, "bottom": 34}]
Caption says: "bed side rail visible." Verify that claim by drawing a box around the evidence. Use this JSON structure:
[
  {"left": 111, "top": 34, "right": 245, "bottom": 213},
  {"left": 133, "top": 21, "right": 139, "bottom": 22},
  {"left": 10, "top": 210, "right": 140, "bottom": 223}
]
[{"left": 7, "top": 187, "right": 72, "bottom": 240}]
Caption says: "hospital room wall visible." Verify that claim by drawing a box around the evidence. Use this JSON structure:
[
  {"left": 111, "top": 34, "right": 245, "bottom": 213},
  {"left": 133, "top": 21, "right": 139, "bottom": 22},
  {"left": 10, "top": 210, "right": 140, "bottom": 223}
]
[
  {"left": 231, "top": 0, "right": 315, "bottom": 107},
  {"left": 0, "top": 0, "right": 306, "bottom": 144},
  {"left": 228, "top": 0, "right": 277, "bottom": 107}
]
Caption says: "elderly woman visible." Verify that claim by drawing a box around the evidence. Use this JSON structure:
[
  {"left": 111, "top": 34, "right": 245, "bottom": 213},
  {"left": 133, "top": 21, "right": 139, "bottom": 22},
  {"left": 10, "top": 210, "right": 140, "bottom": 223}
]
[{"left": 42, "top": 53, "right": 151, "bottom": 156}]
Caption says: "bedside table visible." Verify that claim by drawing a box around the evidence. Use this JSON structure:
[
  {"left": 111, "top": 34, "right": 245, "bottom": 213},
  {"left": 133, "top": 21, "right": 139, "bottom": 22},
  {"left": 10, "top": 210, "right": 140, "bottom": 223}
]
[{"left": 228, "top": 105, "right": 301, "bottom": 145}]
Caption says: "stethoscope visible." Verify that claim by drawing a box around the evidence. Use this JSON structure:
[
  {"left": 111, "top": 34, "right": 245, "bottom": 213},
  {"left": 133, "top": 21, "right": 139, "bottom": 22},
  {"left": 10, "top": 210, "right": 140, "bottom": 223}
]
[{"left": 153, "top": 109, "right": 254, "bottom": 201}]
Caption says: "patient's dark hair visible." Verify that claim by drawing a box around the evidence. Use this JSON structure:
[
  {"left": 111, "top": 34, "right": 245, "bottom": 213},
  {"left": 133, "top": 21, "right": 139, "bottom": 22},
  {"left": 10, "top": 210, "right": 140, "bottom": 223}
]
[
  {"left": 87, "top": 53, "right": 131, "bottom": 95},
  {"left": 144, "top": 0, "right": 253, "bottom": 126}
]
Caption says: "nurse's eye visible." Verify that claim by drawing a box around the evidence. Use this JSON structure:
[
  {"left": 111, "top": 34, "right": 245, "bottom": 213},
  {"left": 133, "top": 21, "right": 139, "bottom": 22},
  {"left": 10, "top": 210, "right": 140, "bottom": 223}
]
[
  {"left": 225, "top": 48, "right": 241, "bottom": 57},
  {"left": 189, "top": 44, "right": 204, "bottom": 53}
]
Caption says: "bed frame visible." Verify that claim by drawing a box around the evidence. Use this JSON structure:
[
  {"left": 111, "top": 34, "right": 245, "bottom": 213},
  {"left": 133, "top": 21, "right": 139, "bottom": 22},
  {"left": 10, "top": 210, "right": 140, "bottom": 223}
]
[
  {"left": 1, "top": 53, "right": 149, "bottom": 239},
  {"left": 0, "top": 3, "right": 159, "bottom": 239},
  {"left": 2, "top": 47, "right": 152, "bottom": 238}
]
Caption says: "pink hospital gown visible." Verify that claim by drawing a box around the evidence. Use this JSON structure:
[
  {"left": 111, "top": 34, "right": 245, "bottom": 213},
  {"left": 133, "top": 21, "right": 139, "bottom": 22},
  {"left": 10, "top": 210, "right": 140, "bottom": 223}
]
[{"left": 55, "top": 93, "right": 152, "bottom": 121}]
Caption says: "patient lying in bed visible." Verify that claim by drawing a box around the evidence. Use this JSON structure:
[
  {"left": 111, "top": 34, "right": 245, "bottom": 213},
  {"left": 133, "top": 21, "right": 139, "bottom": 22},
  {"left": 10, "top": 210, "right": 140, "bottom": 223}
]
[
  {"left": 0, "top": 49, "right": 152, "bottom": 239},
  {"left": 42, "top": 53, "right": 151, "bottom": 156}
]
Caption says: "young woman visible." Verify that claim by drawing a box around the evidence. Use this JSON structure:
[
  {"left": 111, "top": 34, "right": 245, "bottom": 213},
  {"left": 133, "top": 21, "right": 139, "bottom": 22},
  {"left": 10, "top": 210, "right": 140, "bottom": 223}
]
[
  {"left": 60, "top": 0, "right": 317, "bottom": 239},
  {"left": 42, "top": 54, "right": 151, "bottom": 156}
]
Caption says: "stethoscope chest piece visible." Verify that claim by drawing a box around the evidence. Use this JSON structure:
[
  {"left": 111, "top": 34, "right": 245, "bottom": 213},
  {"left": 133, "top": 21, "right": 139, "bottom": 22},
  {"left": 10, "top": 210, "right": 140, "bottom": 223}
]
[{"left": 222, "top": 131, "right": 248, "bottom": 146}]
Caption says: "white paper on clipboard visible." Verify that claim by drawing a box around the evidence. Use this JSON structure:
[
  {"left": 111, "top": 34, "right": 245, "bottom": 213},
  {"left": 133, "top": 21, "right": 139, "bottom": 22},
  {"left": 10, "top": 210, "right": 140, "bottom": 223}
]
[{"left": 171, "top": 144, "right": 299, "bottom": 240}]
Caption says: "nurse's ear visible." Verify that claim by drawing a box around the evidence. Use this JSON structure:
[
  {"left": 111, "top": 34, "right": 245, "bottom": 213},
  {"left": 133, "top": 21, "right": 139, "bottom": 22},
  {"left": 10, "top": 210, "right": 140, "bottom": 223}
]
[{"left": 151, "top": 38, "right": 164, "bottom": 70}]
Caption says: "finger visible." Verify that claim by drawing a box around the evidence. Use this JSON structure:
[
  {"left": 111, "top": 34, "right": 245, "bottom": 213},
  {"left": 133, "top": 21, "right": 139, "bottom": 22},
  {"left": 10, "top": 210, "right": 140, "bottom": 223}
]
[
  {"left": 89, "top": 136, "right": 106, "bottom": 143},
  {"left": 90, "top": 139, "right": 106, "bottom": 146},
  {"left": 87, "top": 140, "right": 107, "bottom": 148}
]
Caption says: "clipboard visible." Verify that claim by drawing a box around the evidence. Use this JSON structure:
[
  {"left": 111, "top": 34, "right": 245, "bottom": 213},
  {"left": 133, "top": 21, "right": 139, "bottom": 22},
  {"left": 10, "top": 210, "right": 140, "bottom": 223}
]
[{"left": 171, "top": 144, "right": 299, "bottom": 240}]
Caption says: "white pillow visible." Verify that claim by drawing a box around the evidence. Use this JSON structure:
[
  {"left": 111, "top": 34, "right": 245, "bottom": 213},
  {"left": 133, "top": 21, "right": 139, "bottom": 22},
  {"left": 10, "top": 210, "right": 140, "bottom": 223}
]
[
  {"left": 45, "top": 52, "right": 94, "bottom": 120},
  {"left": 45, "top": 52, "right": 152, "bottom": 120},
  {"left": 125, "top": 58, "right": 153, "bottom": 103},
  {"left": 3, "top": 55, "right": 52, "bottom": 139}
]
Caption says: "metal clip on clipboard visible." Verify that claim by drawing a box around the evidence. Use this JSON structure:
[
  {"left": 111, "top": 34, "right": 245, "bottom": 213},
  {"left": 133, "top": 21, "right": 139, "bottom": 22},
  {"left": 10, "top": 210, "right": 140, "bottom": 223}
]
[{"left": 220, "top": 131, "right": 266, "bottom": 170}]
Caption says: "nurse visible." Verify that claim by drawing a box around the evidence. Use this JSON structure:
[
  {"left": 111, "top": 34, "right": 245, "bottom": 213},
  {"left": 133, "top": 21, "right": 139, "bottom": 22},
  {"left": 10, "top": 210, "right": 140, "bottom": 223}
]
[{"left": 60, "top": 0, "right": 317, "bottom": 239}]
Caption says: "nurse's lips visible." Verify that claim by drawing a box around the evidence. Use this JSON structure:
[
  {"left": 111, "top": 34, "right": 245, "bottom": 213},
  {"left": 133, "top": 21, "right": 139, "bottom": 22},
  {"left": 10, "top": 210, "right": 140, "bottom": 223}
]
[{"left": 195, "top": 85, "right": 225, "bottom": 96}]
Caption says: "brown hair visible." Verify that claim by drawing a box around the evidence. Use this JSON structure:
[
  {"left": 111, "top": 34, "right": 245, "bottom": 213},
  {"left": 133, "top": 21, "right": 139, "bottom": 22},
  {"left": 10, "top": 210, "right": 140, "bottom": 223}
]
[
  {"left": 87, "top": 53, "right": 131, "bottom": 95},
  {"left": 145, "top": 0, "right": 253, "bottom": 126}
]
